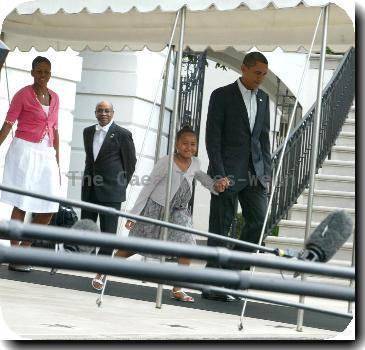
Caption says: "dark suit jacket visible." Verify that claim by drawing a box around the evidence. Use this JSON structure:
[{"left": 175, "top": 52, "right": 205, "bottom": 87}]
[
  {"left": 81, "top": 122, "right": 136, "bottom": 203},
  {"left": 205, "top": 81, "right": 271, "bottom": 191}
]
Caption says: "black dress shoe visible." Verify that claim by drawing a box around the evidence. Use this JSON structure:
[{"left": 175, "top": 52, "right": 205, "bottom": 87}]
[
  {"left": 201, "top": 291, "right": 237, "bottom": 302},
  {"left": 8, "top": 264, "right": 32, "bottom": 272}
]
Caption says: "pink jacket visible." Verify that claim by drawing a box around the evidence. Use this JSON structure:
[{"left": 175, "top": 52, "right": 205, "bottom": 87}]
[{"left": 5, "top": 85, "right": 59, "bottom": 145}]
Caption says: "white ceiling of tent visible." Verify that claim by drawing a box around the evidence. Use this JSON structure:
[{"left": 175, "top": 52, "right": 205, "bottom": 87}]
[{"left": 0, "top": 0, "right": 355, "bottom": 52}]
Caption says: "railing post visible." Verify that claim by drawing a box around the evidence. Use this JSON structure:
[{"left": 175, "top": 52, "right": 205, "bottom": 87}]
[
  {"left": 272, "top": 77, "right": 281, "bottom": 153},
  {"left": 155, "top": 45, "right": 173, "bottom": 163},
  {"left": 348, "top": 243, "right": 355, "bottom": 313},
  {"left": 297, "top": 4, "right": 329, "bottom": 332},
  {"left": 155, "top": 5, "right": 186, "bottom": 309}
]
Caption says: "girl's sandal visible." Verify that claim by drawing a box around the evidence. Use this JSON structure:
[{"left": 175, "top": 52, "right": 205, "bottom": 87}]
[
  {"left": 170, "top": 289, "right": 195, "bottom": 302},
  {"left": 92, "top": 274, "right": 106, "bottom": 291}
]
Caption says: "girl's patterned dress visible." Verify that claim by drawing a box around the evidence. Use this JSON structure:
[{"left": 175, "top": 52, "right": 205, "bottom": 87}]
[{"left": 129, "top": 178, "right": 195, "bottom": 246}]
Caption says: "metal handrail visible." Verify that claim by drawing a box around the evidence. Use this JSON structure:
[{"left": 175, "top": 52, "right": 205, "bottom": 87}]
[{"left": 267, "top": 47, "right": 355, "bottom": 232}]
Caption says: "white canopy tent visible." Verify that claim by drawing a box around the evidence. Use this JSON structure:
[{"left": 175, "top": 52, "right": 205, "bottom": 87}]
[
  {"left": 0, "top": 0, "right": 356, "bottom": 331},
  {"left": 0, "top": 0, "right": 354, "bottom": 53}
]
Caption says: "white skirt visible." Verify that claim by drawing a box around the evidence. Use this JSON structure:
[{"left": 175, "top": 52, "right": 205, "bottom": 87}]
[{"left": 1, "top": 137, "right": 60, "bottom": 213}]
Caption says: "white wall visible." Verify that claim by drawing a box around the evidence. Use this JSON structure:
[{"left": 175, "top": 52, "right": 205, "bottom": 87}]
[
  {"left": 264, "top": 48, "right": 340, "bottom": 112},
  {"left": 0, "top": 47, "right": 339, "bottom": 240}
]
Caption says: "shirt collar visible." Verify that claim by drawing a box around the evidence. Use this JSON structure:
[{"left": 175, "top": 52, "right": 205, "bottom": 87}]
[
  {"left": 95, "top": 119, "right": 113, "bottom": 132},
  {"left": 237, "top": 78, "right": 258, "bottom": 96}
]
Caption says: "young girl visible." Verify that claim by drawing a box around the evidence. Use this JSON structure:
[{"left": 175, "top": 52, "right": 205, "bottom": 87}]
[{"left": 91, "top": 126, "right": 227, "bottom": 301}]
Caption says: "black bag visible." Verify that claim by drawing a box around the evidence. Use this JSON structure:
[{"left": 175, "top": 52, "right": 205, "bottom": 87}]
[
  {"left": 31, "top": 205, "right": 78, "bottom": 249},
  {"left": 49, "top": 205, "right": 78, "bottom": 228}
]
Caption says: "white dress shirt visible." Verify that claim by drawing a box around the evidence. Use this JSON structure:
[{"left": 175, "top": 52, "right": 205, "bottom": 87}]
[
  {"left": 237, "top": 78, "right": 258, "bottom": 132},
  {"left": 93, "top": 119, "right": 113, "bottom": 160}
]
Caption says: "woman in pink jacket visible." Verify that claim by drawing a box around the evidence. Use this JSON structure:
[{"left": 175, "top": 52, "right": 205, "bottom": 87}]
[{"left": 0, "top": 56, "right": 60, "bottom": 272}]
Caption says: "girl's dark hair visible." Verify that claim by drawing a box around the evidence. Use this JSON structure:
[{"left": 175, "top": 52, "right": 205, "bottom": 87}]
[
  {"left": 32, "top": 56, "right": 51, "bottom": 70},
  {"left": 176, "top": 125, "right": 196, "bottom": 140}
]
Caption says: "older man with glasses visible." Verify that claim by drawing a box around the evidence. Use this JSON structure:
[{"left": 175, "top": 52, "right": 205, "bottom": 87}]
[{"left": 80, "top": 101, "right": 136, "bottom": 289}]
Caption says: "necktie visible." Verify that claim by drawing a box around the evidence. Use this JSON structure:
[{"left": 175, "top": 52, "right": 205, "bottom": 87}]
[
  {"left": 94, "top": 125, "right": 107, "bottom": 160},
  {"left": 95, "top": 124, "right": 108, "bottom": 132}
]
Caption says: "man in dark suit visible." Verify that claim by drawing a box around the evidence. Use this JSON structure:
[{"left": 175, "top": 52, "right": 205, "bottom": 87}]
[
  {"left": 81, "top": 100, "right": 136, "bottom": 254},
  {"left": 203, "top": 52, "right": 271, "bottom": 301}
]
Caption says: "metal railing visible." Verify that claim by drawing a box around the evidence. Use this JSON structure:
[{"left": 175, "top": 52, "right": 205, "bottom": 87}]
[
  {"left": 177, "top": 50, "right": 207, "bottom": 141},
  {"left": 176, "top": 50, "right": 207, "bottom": 212},
  {"left": 267, "top": 47, "right": 355, "bottom": 233},
  {"left": 272, "top": 77, "right": 303, "bottom": 152}
]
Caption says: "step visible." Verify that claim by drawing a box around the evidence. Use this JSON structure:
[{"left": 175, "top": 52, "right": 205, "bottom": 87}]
[
  {"left": 341, "top": 119, "right": 355, "bottom": 133},
  {"left": 347, "top": 105, "right": 355, "bottom": 119},
  {"left": 298, "top": 189, "right": 355, "bottom": 209},
  {"left": 335, "top": 132, "right": 355, "bottom": 147},
  {"left": 329, "top": 146, "right": 355, "bottom": 161},
  {"left": 319, "top": 160, "right": 355, "bottom": 176},
  {"left": 264, "top": 236, "right": 353, "bottom": 262},
  {"left": 277, "top": 219, "right": 319, "bottom": 239},
  {"left": 289, "top": 204, "right": 355, "bottom": 223},
  {"left": 314, "top": 174, "right": 355, "bottom": 192},
  {"left": 277, "top": 219, "right": 354, "bottom": 241}
]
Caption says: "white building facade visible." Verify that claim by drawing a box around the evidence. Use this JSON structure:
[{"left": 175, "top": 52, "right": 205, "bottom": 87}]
[{"left": 0, "top": 48, "right": 341, "bottom": 236}]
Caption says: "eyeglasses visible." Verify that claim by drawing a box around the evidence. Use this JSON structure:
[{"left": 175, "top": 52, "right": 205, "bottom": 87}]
[{"left": 95, "top": 108, "right": 113, "bottom": 114}]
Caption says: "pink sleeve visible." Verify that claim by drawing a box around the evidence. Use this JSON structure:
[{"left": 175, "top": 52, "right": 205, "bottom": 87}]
[{"left": 5, "top": 89, "right": 24, "bottom": 125}]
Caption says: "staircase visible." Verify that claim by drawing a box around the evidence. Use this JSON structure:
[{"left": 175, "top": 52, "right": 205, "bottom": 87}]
[{"left": 265, "top": 103, "right": 355, "bottom": 266}]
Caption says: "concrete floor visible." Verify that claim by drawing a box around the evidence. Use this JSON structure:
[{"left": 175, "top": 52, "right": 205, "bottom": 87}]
[{"left": 0, "top": 266, "right": 353, "bottom": 341}]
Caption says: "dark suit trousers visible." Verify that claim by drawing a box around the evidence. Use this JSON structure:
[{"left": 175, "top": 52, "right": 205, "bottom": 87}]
[
  {"left": 207, "top": 160, "right": 268, "bottom": 269},
  {"left": 81, "top": 191, "right": 121, "bottom": 256}
]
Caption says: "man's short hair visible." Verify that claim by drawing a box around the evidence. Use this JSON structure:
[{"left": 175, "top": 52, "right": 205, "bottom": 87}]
[
  {"left": 96, "top": 101, "right": 114, "bottom": 111},
  {"left": 242, "top": 52, "right": 268, "bottom": 68}
]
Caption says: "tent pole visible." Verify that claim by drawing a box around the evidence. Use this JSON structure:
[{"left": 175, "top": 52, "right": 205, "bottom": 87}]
[
  {"left": 155, "top": 45, "right": 173, "bottom": 163},
  {"left": 271, "top": 77, "right": 281, "bottom": 153},
  {"left": 348, "top": 243, "right": 355, "bottom": 313},
  {"left": 296, "top": 4, "right": 329, "bottom": 332},
  {"left": 155, "top": 6, "right": 186, "bottom": 309}
]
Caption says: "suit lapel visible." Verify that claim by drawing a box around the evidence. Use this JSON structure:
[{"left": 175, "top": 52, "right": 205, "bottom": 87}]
[
  {"left": 86, "top": 126, "right": 96, "bottom": 160},
  {"left": 252, "top": 90, "right": 264, "bottom": 136},
  {"left": 232, "top": 83, "right": 251, "bottom": 132},
  {"left": 95, "top": 122, "right": 116, "bottom": 162}
]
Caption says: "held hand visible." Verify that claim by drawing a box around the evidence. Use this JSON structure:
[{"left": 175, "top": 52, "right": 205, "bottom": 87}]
[
  {"left": 125, "top": 220, "right": 135, "bottom": 230},
  {"left": 222, "top": 177, "right": 231, "bottom": 189},
  {"left": 213, "top": 181, "right": 224, "bottom": 192},
  {"left": 213, "top": 177, "right": 230, "bottom": 192}
]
